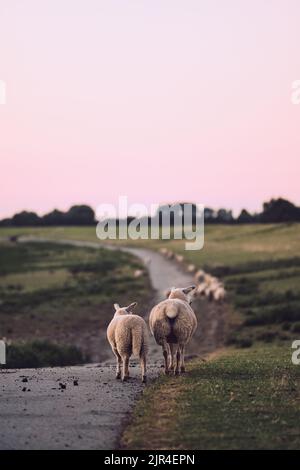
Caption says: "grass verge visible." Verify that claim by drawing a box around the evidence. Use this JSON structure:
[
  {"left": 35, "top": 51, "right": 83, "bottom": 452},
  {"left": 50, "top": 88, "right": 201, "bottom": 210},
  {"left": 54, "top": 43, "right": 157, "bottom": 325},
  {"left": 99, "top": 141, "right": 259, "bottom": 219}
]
[
  {"left": 0, "top": 240, "right": 153, "bottom": 361},
  {"left": 121, "top": 345, "right": 300, "bottom": 450},
  {"left": 3, "top": 340, "right": 86, "bottom": 368}
]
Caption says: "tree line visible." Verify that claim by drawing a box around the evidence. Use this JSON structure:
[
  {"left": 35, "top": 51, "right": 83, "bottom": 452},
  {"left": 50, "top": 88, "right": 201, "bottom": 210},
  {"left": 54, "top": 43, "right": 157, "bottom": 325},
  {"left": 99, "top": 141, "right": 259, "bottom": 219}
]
[{"left": 0, "top": 198, "right": 300, "bottom": 227}]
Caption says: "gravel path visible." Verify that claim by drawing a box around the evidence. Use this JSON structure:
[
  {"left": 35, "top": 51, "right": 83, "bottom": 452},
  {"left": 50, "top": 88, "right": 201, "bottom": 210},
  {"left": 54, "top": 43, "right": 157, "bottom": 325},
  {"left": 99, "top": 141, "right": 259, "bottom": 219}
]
[{"left": 0, "top": 239, "right": 226, "bottom": 449}]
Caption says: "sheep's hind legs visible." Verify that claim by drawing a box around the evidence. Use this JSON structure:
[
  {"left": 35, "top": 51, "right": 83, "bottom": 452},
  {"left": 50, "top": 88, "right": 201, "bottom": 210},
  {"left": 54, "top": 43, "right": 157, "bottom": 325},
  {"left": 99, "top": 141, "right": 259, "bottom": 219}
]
[
  {"left": 162, "top": 342, "right": 170, "bottom": 375},
  {"left": 169, "top": 343, "right": 180, "bottom": 375},
  {"left": 122, "top": 355, "right": 130, "bottom": 382},
  {"left": 114, "top": 348, "right": 122, "bottom": 379},
  {"left": 140, "top": 353, "right": 147, "bottom": 383},
  {"left": 180, "top": 345, "right": 186, "bottom": 373}
]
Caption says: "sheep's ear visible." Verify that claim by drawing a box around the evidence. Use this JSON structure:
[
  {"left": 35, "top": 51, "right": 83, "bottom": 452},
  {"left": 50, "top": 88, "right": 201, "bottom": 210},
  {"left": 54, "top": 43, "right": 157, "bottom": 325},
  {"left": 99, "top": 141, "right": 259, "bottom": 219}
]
[
  {"left": 114, "top": 303, "right": 120, "bottom": 311},
  {"left": 165, "top": 286, "right": 175, "bottom": 298},
  {"left": 165, "top": 288, "right": 171, "bottom": 298},
  {"left": 126, "top": 302, "right": 137, "bottom": 313},
  {"left": 182, "top": 285, "right": 196, "bottom": 294}
]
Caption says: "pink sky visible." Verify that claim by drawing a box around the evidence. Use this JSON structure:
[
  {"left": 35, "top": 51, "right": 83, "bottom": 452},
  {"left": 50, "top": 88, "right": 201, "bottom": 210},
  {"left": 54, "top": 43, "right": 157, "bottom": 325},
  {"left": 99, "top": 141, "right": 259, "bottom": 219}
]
[{"left": 0, "top": 0, "right": 300, "bottom": 218}]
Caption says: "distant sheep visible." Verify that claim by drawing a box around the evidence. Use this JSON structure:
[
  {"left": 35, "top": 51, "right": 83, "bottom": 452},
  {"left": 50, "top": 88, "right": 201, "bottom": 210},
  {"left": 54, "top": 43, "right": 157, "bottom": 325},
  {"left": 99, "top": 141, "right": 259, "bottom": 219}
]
[
  {"left": 213, "top": 285, "right": 226, "bottom": 303},
  {"left": 194, "top": 269, "right": 205, "bottom": 284},
  {"left": 107, "top": 302, "right": 148, "bottom": 383},
  {"left": 149, "top": 286, "right": 197, "bottom": 375},
  {"left": 186, "top": 264, "right": 196, "bottom": 273},
  {"left": 175, "top": 254, "right": 184, "bottom": 263},
  {"left": 195, "top": 283, "right": 206, "bottom": 296},
  {"left": 133, "top": 269, "right": 144, "bottom": 278},
  {"left": 193, "top": 269, "right": 227, "bottom": 303}
]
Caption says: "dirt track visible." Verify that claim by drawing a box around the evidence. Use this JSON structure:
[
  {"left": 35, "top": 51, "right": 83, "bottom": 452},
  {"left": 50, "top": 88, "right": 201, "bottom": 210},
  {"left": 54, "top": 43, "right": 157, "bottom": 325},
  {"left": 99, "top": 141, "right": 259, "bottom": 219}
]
[{"left": 0, "top": 240, "right": 226, "bottom": 449}]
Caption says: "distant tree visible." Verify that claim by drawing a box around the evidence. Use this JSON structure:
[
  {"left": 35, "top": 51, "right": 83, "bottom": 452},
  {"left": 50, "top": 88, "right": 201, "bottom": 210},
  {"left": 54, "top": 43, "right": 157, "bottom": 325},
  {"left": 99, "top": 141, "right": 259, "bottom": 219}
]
[
  {"left": 237, "top": 209, "right": 254, "bottom": 224},
  {"left": 260, "top": 198, "right": 300, "bottom": 223},
  {"left": 0, "top": 218, "right": 12, "bottom": 227},
  {"left": 216, "top": 208, "right": 234, "bottom": 224},
  {"left": 11, "top": 211, "right": 41, "bottom": 226},
  {"left": 42, "top": 209, "right": 66, "bottom": 226},
  {"left": 64, "top": 205, "right": 95, "bottom": 225},
  {"left": 204, "top": 208, "right": 216, "bottom": 224}
]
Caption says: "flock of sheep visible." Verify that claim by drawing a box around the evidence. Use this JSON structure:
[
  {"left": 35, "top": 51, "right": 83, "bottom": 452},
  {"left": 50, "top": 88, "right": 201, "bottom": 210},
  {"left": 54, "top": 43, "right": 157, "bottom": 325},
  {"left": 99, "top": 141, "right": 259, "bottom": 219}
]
[
  {"left": 159, "top": 247, "right": 226, "bottom": 303},
  {"left": 107, "top": 248, "right": 227, "bottom": 383}
]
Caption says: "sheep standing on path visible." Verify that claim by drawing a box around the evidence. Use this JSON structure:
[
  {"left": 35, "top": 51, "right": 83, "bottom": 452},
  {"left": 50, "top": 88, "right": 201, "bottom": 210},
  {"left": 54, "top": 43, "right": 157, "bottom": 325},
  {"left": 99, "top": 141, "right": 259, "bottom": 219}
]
[
  {"left": 149, "top": 286, "right": 197, "bottom": 376},
  {"left": 107, "top": 302, "right": 148, "bottom": 383}
]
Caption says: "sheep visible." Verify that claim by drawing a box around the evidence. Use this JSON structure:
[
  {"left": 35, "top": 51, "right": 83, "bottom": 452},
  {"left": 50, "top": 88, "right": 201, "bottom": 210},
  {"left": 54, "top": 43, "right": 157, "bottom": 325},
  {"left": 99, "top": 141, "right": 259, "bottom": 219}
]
[
  {"left": 193, "top": 267, "right": 227, "bottom": 303},
  {"left": 149, "top": 286, "right": 197, "bottom": 375},
  {"left": 107, "top": 302, "right": 148, "bottom": 383},
  {"left": 175, "top": 254, "right": 184, "bottom": 263},
  {"left": 186, "top": 264, "right": 196, "bottom": 273},
  {"left": 133, "top": 269, "right": 144, "bottom": 278},
  {"left": 204, "top": 273, "right": 213, "bottom": 285},
  {"left": 204, "top": 285, "right": 215, "bottom": 301},
  {"left": 213, "top": 285, "right": 226, "bottom": 303},
  {"left": 195, "top": 283, "right": 206, "bottom": 296},
  {"left": 194, "top": 269, "right": 206, "bottom": 284}
]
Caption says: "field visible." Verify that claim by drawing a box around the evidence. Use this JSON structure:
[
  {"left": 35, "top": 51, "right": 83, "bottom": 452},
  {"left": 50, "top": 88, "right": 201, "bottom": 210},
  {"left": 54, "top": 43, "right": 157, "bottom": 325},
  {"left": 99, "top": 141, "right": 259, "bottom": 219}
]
[
  {"left": 1, "top": 223, "right": 300, "bottom": 449},
  {"left": 2, "top": 223, "right": 300, "bottom": 346},
  {"left": 122, "top": 346, "right": 300, "bottom": 450},
  {"left": 0, "top": 238, "right": 152, "bottom": 365}
]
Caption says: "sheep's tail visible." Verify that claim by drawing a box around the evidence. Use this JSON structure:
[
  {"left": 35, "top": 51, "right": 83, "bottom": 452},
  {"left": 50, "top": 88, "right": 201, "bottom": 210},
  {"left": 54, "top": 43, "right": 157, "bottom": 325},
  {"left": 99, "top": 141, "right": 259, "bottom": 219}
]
[
  {"left": 165, "top": 304, "right": 179, "bottom": 320},
  {"left": 132, "top": 328, "right": 143, "bottom": 357}
]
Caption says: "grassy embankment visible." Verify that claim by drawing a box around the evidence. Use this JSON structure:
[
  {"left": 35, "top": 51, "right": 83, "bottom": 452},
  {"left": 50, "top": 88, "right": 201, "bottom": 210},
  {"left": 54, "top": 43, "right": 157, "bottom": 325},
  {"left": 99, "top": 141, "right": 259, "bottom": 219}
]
[
  {"left": 0, "top": 237, "right": 152, "bottom": 367},
  {"left": 3, "top": 223, "right": 300, "bottom": 345},
  {"left": 1, "top": 224, "right": 300, "bottom": 448},
  {"left": 122, "top": 346, "right": 300, "bottom": 450}
]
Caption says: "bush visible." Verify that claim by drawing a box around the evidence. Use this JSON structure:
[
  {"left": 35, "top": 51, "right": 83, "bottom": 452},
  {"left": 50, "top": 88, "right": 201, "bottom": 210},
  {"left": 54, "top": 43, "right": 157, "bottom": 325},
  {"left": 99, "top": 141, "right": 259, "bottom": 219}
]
[
  {"left": 225, "top": 332, "right": 253, "bottom": 348},
  {"left": 4, "top": 340, "right": 86, "bottom": 369},
  {"left": 256, "top": 331, "right": 276, "bottom": 343},
  {"left": 236, "top": 338, "right": 253, "bottom": 348},
  {"left": 244, "top": 302, "right": 300, "bottom": 326},
  {"left": 291, "top": 322, "right": 300, "bottom": 333},
  {"left": 206, "top": 257, "right": 300, "bottom": 278},
  {"left": 234, "top": 290, "right": 300, "bottom": 310}
]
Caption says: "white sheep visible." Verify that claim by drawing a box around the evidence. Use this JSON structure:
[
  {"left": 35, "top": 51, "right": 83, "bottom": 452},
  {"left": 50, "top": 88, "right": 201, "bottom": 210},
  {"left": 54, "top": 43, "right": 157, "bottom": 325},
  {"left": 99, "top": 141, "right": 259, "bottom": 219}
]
[
  {"left": 107, "top": 302, "right": 148, "bottom": 383},
  {"left": 149, "top": 286, "right": 197, "bottom": 375},
  {"left": 194, "top": 269, "right": 206, "bottom": 284},
  {"left": 204, "top": 285, "right": 215, "bottom": 301},
  {"left": 186, "top": 264, "right": 196, "bottom": 273},
  {"left": 195, "top": 283, "right": 206, "bottom": 296},
  {"left": 175, "top": 254, "right": 184, "bottom": 263},
  {"left": 133, "top": 269, "right": 144, "bottom": 278},
  {"left": 213, "top": 286, "right": 226, "bottom": 302}
]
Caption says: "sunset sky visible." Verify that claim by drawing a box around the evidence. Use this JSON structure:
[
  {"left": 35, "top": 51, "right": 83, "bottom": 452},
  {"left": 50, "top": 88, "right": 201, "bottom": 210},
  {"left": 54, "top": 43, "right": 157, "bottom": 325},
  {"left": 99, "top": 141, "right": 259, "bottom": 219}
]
[{"left": 0, "top": 0, "right": 299, "bottom": 218}]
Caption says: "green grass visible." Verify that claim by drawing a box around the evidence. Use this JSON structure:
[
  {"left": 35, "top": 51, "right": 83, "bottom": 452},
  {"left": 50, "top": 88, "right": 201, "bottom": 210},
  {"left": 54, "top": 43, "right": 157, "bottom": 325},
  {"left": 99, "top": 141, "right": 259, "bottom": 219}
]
[
  {"left": 0, "top": 239, "right": 152, "bottom": 361},
  {"left": 1, "top": 223, "right": 300, "bottom": 345},
  {"left": 122, "top": 346, "right": 300, "bottom": 450},
  {"left": 2, "top": 225, "right": 300, "bottom": 447},
  {"left": 4, "top": 340, "right": 86, "bottom": 368}
]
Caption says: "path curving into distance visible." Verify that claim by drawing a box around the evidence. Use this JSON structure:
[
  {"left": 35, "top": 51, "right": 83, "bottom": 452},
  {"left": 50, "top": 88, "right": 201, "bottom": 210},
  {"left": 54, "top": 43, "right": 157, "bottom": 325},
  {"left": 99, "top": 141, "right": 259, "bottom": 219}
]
[{"left": 0, "top": 238, "right": 226, "bottom": 449}]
